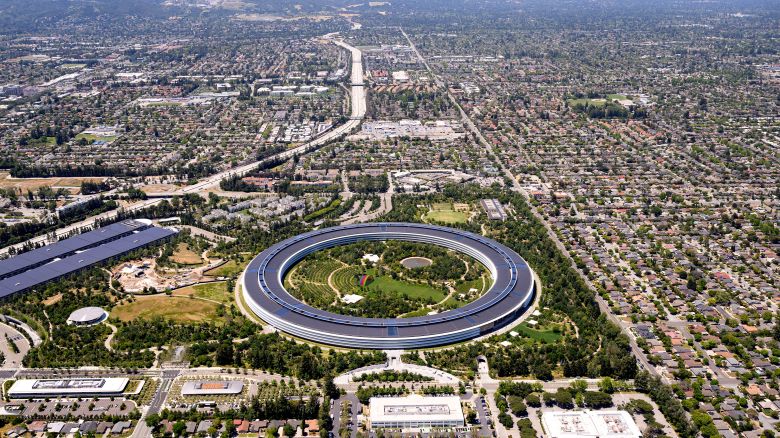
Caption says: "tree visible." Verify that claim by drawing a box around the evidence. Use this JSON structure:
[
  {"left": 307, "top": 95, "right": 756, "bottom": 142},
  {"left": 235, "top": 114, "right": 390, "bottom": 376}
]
[
  {"left": 554, "top": 389, "right": 574, "bottom": 409},
  {"left": 583, "top": 391, "right": 613, "bottom": 408},
  {"left": 323, "top": 376, "right": 339, "bottom": 400},
  {"left": 569, "top": 379, "right": 588, "bottom": 394},
  {"left": 215, "top": 342, "right": 234, "bottom": 366},
  {"left": 598, "top": 377, "right": 615, "bottom": 393},
  {"left": 173, "top": 420, "right": 186, "bottom": 437},
  {"left": 145, "top": 413, "right": 161, "bottom": 428}
]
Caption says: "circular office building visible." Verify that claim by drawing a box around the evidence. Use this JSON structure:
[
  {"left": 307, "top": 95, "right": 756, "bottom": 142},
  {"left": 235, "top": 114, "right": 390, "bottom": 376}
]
[
  {"left": 242, "top": 222, "right": 535, "bottom": 349},
  {"left": 67, "top": 307, "right": 108, "bottom": 326}
]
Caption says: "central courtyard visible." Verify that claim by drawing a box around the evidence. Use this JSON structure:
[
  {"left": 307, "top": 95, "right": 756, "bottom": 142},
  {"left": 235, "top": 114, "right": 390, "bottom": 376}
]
[{"left": 283, "top": 240, "right": 493, "bottom": 318}]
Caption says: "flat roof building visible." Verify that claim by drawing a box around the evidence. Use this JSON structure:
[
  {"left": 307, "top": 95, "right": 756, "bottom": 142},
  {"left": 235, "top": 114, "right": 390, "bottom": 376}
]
[
  {"left": 541, "top": 410, "right": 641, "bottom": 438},
  {"left": 181, "top": 380, "right": 244, "bottom": 396},
  {"left": 0, "top": 222, "right": 176, "bottom": 298},
  {"left": 0, "top": 219, "right": 152, "bottom": 280},
  {"left": 8, "top": 378, "right": 129, "bottom": 399},
  {"left": 368, "top": 395, "right": 464, "bottom": 430},
  {"left": 480, "top": 199, "right": 507, "bottom": 221}
]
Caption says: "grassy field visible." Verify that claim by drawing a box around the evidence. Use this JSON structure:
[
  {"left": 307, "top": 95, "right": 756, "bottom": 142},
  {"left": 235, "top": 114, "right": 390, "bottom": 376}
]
[
  {"left": 329, "top": 265, "right": 446, "bottom": 302},
  {"left": 27, "top": 136, "right": 56, "bottom": 146},
  {"left": 170, "top": 243, "right": 203, "bottom": 265},
  {"left": 567, "top": 97, "right": 607, "bottom": 107},
  {"left": 365, "top": 276, "right": 446, "bottom": 302},
  {"left": 172, "top": 282, "right": 230, "bottom": 303},
  {"left": 75, "top": 133, "right": 118, "bottom": 143},
  {"left": 424, "top": 203, "right": 469, "bottom": 224},
  {"left": 111, "top": 295, "right": 221, "bottom": 324},
  {"left": 567, "top": 94, "right": 629, "bottom": 107},
  {"left": 511, "top": 323, "right": 562, "bottom": 343},
  {"left": 0, "top": 171, "right": 105, "bottom": 192}
]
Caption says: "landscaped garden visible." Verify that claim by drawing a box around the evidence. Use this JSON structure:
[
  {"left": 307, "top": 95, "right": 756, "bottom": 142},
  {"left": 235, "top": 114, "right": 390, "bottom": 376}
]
[{"left": 282, "top": 240, "right": 492, "bottom": 318}]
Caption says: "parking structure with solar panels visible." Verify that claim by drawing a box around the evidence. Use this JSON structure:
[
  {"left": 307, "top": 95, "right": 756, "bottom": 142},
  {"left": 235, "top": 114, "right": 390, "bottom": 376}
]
[{"left": 0, "top": 219, "right": 177, "bottom": 298}]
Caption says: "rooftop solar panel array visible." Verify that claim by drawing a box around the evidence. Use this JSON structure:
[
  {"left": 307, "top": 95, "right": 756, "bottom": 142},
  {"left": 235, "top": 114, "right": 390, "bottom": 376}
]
[
  {"left": 0, "top": 220, "right": 150, "bottom": 280},
  {"left": 243, "top": 222, "right": 536, "bottom": 348},
  {"left": 0, "top": 225, "right": 175, "bottom": 298}
]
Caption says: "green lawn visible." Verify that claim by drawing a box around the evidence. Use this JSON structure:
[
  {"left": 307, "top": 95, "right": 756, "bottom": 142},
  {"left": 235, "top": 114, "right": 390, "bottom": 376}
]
[
  {"left": 172, "top": 281, "right": 231, "bottom": 303},
  {"left": 27, "top": 136, "right": 56, "bottom": 146},
  {"left": 366, "top": 276, "right": 446, "bottom": 302},
  {"left": 511, "top": 323, "right": 562, "bottom": 343},
  {"left": 400, "top": 308, "right": 432, "bottom": 318},
  {"left": 425, "top": 209, "right": 469, "bottom": 224},
  {"left": 455, "top": 276, "right": 489, "bottom": 295},
  {"left": 567, "top": 98, "right": 607, "bottom": 107},
  {"left": 568, "top": 95, "right": 629, "bottom": 107}
]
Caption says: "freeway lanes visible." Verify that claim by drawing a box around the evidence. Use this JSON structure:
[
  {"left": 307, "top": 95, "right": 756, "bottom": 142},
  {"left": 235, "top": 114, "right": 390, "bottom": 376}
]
[
  {"left": 0, "top": 35, "right": 366, "bottom": 256},
  {"left": 178, "top": 36, "right": 366, "bottom": 195}
]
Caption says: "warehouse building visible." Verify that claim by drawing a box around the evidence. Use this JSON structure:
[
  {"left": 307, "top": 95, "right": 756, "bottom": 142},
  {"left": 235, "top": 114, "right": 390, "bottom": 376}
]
[
  {"left": 8, "top": 378, "right": 129, "bottom": 399},
  {"left": 0, "top": 220, "right": 176, "bottom": 298},
  {"left": 368, "top": 395, "right": 464, "bottom": 430}
]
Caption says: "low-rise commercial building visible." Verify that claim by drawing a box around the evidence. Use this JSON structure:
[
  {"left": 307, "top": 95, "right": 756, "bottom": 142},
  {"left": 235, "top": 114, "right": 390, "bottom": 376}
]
[
  {"left": 8, "top": 378, "right": 129, "bottom": 399},
  {"left": 541, "top": 410, "right": 641, "bottom": 438},
  {"left": 368, "top": 395, "right": 464, "bottom": 430},
  {"left": 181, "top": 380, "right": 244, "bottom": 396}
]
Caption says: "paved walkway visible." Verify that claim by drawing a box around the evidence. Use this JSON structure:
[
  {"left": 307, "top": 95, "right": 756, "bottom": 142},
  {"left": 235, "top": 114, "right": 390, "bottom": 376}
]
[{"left": 334, "top": 351, "right": 458, "bottom": 385}]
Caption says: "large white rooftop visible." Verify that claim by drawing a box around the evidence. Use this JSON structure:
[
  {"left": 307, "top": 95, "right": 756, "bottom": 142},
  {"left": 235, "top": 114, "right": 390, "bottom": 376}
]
[
  {"left": 67, "top": 306, "right": 108, "bottom": 325},
  {"left": 541, "top": 410, "right": 641, "bottom": 438},
  {"left": 369, "top": 395, "right": 463, "bottom": 426},
  {"left": 8, "top": 378, "right": 128, "bottom": 398}
]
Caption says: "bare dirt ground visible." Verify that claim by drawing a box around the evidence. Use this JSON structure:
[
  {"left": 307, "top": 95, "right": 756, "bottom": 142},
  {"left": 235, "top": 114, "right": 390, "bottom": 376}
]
[
  {"left": 138, "top": 183, "right": 182, "bottom": 194},
  {"left": 112, "top": 256, "right": 224, "bottom": 293},
  {"left": 0, "top": 171, "right": 105, "bottom": 194}
]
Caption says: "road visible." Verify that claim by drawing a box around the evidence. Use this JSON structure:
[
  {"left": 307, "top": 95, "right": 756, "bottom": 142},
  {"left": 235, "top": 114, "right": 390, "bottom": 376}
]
[
  {"left": 0, "top": 322, "right": 30, "bottom": 370},
  {"left": 0, "top": 198, "right": 164, "bottom": 257},
  {"left": 0, "top": 34, "right": 366, "bottom": 258},
  {"left": 175, "top": 36, "right": 366, "bottom": 195},
  {"left": 400, "top": 26, "right": 660, "bottom": 381},
  {"left": 342, "top": 173, "right": 394, "bottom": 225},
  {"left": 129, "top": 369, "right": 179, "bottom": 438}
]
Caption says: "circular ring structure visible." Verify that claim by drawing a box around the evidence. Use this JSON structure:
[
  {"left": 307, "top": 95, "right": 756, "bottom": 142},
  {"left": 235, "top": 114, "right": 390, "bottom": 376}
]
[{"left": 242, "top": 222, "right": 535, "bottom": 349}]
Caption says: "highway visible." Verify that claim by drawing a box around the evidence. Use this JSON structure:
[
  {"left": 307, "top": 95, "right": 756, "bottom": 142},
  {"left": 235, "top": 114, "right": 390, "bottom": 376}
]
[
  {"left": 176, "top": 35, "right": 366, "bottom": 195},
  {"left": 0, "top": 34, "right": 366, "bottom": 256}
]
